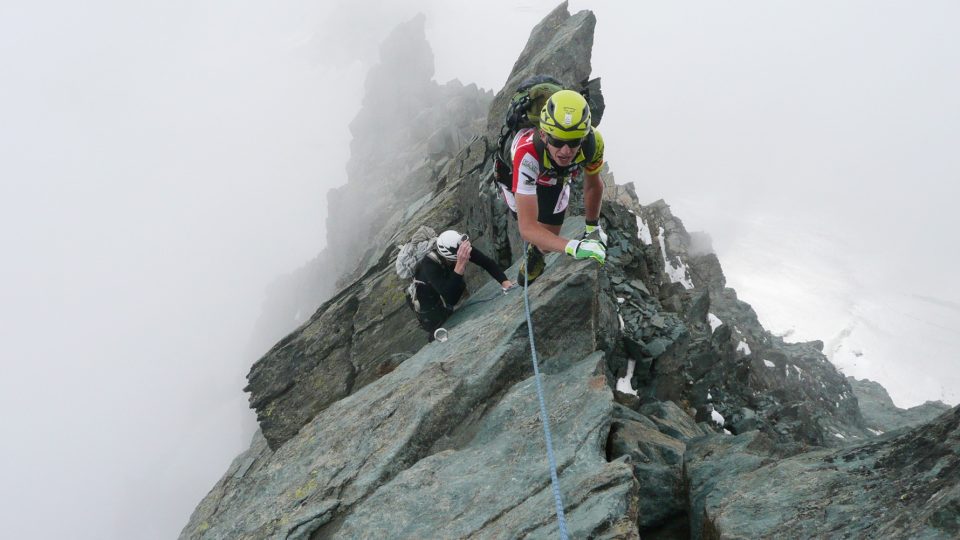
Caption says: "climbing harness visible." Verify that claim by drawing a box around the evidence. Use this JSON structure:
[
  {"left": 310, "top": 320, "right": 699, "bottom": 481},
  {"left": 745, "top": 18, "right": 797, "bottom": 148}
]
[{"left": 521, "top": 242, "right": 569, "bottom": 540}]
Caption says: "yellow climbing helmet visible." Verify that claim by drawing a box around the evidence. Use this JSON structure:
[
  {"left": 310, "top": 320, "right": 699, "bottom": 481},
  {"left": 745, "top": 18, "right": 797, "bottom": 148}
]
[{"left": 539, "top": 89, "right": 591, "bottom": 140}]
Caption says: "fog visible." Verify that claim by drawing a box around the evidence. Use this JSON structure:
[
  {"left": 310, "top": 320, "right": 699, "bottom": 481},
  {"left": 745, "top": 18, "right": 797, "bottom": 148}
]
[
  {"left": 1, "top": 2, "right": 362, "bottom": 537},
  {"left": 1, "top": 1, "right": 957, "bottom": 538}
]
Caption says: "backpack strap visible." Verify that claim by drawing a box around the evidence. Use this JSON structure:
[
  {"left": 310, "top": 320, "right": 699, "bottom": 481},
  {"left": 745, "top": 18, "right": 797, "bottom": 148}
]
[
  {"left": 579, "top": 129, "right": 598, "bottom": 165},
  {"left": 423, "top": 251, "right": 450, "bottom": 309},
  {"left": 408, "top": 251, "right": 450, "bottom": 313},
  {"left": 493, "top": 76, "right": 565, "bottom": 188}
]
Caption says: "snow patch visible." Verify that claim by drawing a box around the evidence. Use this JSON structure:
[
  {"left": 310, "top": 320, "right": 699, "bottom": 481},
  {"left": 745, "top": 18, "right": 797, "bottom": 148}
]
[
  {"left": 617, "top": 359, "right": 638, "bottom": 396},
  {"left": 656, "top": 226, "right": 694, "bottom": 289},
  {"left": 617, "top": 297, "right": 625, "bottom": 304},
  {"left": 763, "top": 359, "right": 776, "bottom": 368},
  {"left": 707, "top": 391, "right": 713, "bottom": 400},
  {"left": 868, "top": 428, "right": 884, "bottom": 436},
  {"left": 737, "top": 341, "right": 752, "bottom": 355},
  {"left": 636, "top": 216, "right": 653, "bottom": 244},
  {"left": 834, "top": 433, "right": 846, "bottom": 440},
  {"left": 711, "top": 409, "right": 725, "bottom": 426},
  {"left": 723, "top": 429, "right": 732, "bottom": 435},
  {"left": 708, "top": 313, "right": 723, "bottom": 333},
  {"left": 618, "top": 314, "right": 625, "bottom": 331},
  {"left": 791, "top": 365, "right": 803, "bottom": 377}
]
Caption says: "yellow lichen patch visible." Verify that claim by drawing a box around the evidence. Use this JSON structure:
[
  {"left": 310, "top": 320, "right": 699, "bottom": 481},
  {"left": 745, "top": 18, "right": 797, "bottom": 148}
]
[
  {"left": 293, "top": 477, "right": 318, "bottom": 501},
  {"left": 197, "top": 521, "right": 210, "bottom": 533},
  {"left": 387, "top": 286, "right": 405, "bottom": 303}
]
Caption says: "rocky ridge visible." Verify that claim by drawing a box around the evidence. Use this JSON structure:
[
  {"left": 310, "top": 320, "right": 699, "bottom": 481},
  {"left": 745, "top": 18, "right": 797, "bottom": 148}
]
[
  {"left": 182, "top": 4, "right": 959, "bottom": 539},
  {"left": 686, "top": 406, "right": 959, "bottom": 538},
  {"left": 849, "top": 376, "right": 951, "bottom": 435}
]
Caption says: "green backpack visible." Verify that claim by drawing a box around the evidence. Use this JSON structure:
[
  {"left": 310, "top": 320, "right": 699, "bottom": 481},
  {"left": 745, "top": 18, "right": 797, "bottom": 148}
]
[
  {"left": 492, "top": 76, "right": 564, "bottom": 187},
  {"left": 504, "top": 75, "right": 566, "bottom": 134},
  {"left": 492, "top": 76, "right": 604, "bottom": 188}
]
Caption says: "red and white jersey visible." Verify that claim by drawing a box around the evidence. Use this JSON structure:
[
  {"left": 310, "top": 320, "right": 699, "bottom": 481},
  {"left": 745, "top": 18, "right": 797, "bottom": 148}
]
[
  {"left": 511, "top": 128, "right": 558, "bottom": 195},
  {"left": 509, "top": 127, "right": 605, "bottom": 195}
]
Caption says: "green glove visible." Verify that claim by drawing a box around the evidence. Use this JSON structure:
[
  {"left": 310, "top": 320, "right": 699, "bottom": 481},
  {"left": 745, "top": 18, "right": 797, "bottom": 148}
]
[
  {"left": 565, "top": 239, "right": 606, "bottom": 265},
  {"left": 583, "top": 223, "right": 608, "bottom": 247}
]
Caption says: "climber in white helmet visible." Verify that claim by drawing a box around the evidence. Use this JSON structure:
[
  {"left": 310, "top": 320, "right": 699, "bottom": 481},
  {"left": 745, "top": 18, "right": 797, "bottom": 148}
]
[{"left": 407, "top": 230, "right": 513, "bottom": 341}]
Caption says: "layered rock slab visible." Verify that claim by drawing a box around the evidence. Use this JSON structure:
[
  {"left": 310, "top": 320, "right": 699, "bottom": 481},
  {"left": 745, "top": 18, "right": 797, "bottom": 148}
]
[
  {"left": 607, "top": 402, "right": 709, "bottom": 530},
  {"left": 688, "top": 406, "right": 960, "bottom": 539},
  {"left": 182, "top": 240, "right": 635, "bottom": 538},
  {"left": 336, "top": 352, "right": 637, "bottom": 539}
]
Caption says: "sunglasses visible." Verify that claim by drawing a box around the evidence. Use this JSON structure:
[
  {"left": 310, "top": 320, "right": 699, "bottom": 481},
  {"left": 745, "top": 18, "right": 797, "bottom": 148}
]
[{"left": 545, "top": 135, "right": 584, "bottom": 149}]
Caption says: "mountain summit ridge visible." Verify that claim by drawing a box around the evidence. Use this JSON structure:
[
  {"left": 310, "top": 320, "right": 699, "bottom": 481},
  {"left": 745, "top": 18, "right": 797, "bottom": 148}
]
[{"left": 182, "top": 5, "right": 959, "bottom": 539}]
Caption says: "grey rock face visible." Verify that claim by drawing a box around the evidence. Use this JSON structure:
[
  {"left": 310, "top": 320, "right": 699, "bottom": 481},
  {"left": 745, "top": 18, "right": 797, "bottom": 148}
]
[
  {"left": 632, "top": 200, "right": 869, "bottom": 447},
  {"left": 184, "top": 237, "right": 639, "bottom": 539},
  {"left": 244, "top": 267, "right": 424, "bottom": 448},
  {"left": 849, "top": 376, "right": 952, "bottom": 435},
  {"left": 335, "top": 353, "right": 637, "bottom": 539},
  {"left": 689, "top": 406, "right": 960, "bottom": 539},
  {"left": 331, "top": 15, "right": 493, "bottom": 288},
  {"left": 607, "top": 404, "right": 703, "bottom": 530},
  {"left": 685, "top": 431, "right": 804, "bottom": 538},
  {"left": 485, "top": 2, "right": 597, "bottom": 139}
]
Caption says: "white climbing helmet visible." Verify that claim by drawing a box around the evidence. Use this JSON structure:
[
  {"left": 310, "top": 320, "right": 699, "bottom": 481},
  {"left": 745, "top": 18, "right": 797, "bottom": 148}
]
[{"left": 436, "top": 230, "right": 467, "bottom": 261}]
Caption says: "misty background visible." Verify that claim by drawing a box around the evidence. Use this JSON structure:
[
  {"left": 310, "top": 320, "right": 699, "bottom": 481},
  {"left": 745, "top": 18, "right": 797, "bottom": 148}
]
[{"left": 1, "top": 1, "right": 957, "bottom": 539}]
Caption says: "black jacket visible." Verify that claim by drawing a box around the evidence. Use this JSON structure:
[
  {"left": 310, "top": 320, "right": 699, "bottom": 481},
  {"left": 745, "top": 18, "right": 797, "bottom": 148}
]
[{"left": 412, "top": 247, "right": 508, "bottom": 332}]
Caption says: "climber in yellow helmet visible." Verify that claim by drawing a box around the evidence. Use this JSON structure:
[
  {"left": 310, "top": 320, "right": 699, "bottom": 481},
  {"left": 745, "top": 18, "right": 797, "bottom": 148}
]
[{"left": 496, "top": 89, "right": 608, "bottom": 285}]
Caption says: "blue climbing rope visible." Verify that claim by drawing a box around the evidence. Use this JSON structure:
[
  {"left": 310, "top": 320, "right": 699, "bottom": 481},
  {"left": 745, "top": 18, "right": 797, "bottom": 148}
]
[{"left": 522, "top": 242, "right": 569, "bottom": 540}]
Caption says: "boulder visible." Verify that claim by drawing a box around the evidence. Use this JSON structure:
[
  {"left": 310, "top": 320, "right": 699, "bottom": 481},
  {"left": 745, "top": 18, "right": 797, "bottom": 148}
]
[{"left": 696, "top": 406, "right": 960, "bottom": 539}]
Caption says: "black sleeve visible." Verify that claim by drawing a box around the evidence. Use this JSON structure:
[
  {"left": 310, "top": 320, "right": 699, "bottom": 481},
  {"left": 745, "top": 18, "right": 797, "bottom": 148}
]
[
  {"left": 417, "top": 257, "right": 467, "bottom": 307},
  {"left": 469, "top": 247, "right": 509, "bottom": 284}
]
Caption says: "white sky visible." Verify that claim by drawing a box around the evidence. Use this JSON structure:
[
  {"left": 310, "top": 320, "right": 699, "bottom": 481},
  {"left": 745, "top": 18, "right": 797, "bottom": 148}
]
[{"left": 1, "top": 1, "right": 957, "bottom": 539}]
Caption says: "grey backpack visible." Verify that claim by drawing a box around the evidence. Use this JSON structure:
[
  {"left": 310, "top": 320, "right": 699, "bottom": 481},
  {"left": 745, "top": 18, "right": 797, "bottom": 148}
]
[{"left": 395, "top": 226, "right": 447, "bottom": 314}]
